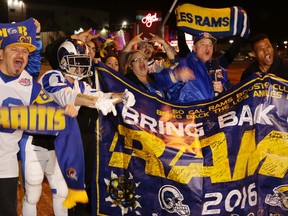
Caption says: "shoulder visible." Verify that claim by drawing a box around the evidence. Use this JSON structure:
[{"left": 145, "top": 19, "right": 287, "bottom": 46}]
[
  {"left": 244, "top": 61, "right": 259, "bottom": 71},
  {"left": 21, "top": 69, "right": 34, "bottom": 78},
  {"left": 39, "top": 69, "right": 63, "bottom": 79},
  {"left": 38, "top": 70, "right": 66, "bottom": 86},
  {"left": 241, "top": 62, "right": 259, "bottom": 81}
]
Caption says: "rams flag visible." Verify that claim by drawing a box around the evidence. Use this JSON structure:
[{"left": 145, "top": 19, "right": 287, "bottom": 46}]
[
  {"left": 93, "top": 61, "right": 288, "bottom": 216},
  {"left": 175, "top": 3, "right": 250, "bottom": 39}
]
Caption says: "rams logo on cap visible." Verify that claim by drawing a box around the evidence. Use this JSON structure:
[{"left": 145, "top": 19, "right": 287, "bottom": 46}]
[{"left": 18, "top": 35, "right": 30, "bottom": 43}]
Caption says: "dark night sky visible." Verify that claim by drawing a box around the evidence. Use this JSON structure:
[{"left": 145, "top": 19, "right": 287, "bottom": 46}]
[{"left": 25, "top": 0, "right": 286, "bottom": 43}]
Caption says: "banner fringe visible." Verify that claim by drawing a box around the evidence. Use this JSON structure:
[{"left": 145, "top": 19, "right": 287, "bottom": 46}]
[{"left": 62, "top": 189, "right": 88, "bottom": 208}]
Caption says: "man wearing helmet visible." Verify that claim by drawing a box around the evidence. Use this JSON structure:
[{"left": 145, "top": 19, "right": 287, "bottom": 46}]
[
  {"left": 58, "top": 39, "right": 93, "bottom": 80},
  {"left": 43, "top": 29, "right": 127, "bottom": 215},
  {"left": 39, "top": 38, "right": 135, "bottom": 114}
]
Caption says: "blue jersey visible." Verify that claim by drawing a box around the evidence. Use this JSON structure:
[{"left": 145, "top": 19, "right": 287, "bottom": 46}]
[
  {"left": 38, "top": 70, "right": 103, "bottom": 109},
  {"left": 164, "top": 52, "right": 231, "bottom": 104}
]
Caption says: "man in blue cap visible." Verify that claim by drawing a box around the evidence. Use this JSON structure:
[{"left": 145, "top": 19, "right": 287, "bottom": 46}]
[
  {"left": 0, "top": 33, "right": 80, "bottom": 216},
  {"left": 193, "top": 32, "right": 217, "bottom": 45},
  {"left": 157, "top": 31, "right": 233, "bottom": 103}
]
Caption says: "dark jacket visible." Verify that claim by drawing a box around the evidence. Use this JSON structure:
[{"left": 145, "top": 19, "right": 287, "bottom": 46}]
[
  {"left": 125, "top": 71, "right": 166, "bottom": 98},
  {"left": 241, "top": 55, "right": 288, "bottom": 81},
  {"left": 166, "top": 52, "right": 231, "bottom": 103}
]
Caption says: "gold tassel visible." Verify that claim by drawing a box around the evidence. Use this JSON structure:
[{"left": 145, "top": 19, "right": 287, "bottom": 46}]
[{"left": 62, "top": 189, "right": 89, "bottom": 209}]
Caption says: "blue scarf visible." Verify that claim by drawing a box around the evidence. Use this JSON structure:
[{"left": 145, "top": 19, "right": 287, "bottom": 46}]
[
  {"left": 54, "top": 115, "right": 88, "bottom": 207},
  {"left": 175, "top": 3, "right": 250, "bottom": 39},
  {"left": 10, "top": 105, "right": 88, "bottom": 208}
]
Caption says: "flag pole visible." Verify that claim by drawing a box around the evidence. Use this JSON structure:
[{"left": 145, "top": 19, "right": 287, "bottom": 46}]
[{"left": 161, "top": 0, "right": 178, "bottom": 39}]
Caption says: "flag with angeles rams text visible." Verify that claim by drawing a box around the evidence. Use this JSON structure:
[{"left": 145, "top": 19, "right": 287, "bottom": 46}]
[{"left": 175, "top": 3, "right": 250, "bottom": 39}]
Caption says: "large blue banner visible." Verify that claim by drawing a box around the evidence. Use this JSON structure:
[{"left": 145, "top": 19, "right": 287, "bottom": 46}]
[{"left": 94, "top": 62, "right": 288, "bottom": 216}]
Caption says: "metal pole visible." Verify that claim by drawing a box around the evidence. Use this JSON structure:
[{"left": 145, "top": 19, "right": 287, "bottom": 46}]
[{"left": 161, "top": 0, "right": 178, "bottom": 39}]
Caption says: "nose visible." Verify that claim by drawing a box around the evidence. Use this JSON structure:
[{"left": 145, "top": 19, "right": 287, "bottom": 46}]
[
  {"left": 263, "top": 47, "right": 270, "bottom": 54},
  {"left": 16, "top": 50, "right": 24, "bottom": 57}
]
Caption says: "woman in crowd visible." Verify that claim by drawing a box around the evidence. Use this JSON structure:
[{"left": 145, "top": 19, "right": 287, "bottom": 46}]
[
  {"left": 125, "top": 50, "right": 166, "bottom": 98},
  {"left": 124, "top": 50, "right": 194, "bottom": 99},
  {"left": 103, "top": 55, "right": 119, "bottom": 72}
]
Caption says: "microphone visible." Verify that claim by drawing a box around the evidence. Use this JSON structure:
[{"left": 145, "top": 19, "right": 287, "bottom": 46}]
[{"left": 208, "top": 60, "right": 221, "bottom": 97}]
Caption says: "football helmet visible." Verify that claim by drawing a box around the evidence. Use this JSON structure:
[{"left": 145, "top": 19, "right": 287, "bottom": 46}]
[
  {"left": 57, "top": 39, "right": 92, "bottom": 80},
  {"left": 159, "top": 185, "right": 190, "bottom": 216}
]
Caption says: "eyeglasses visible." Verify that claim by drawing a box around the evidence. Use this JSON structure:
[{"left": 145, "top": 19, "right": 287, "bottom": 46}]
[{"left": 131, "top": 56, "right": 147, "bottom": 63}]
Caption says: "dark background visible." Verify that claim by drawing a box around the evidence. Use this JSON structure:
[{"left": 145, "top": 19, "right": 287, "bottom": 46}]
[{"left": 24, "top": 0, "right": 285, "bottom": 43}]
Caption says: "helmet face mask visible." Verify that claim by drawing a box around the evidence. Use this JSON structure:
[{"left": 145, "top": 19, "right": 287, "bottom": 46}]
[
  {"left": 62, "top": 54, "right": 91, "bottom": 76},
  {"left": 58, "top": 39, "right": 92, "bottom": 80}
]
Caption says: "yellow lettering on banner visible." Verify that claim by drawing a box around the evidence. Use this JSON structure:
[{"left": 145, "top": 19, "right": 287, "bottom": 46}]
[
  {"left": 175, "top": 4, "right": 231, "bottom": 31},
  {"left": 201, "top": 133, "right": 231, "bottom": 182},
  {"left": 108, "top": 123, "right": 288, "bottom": 184},
  {"left": 37, "top": 106, "right": 47, "bottom": 130},
  {"left": 33, "top": 90, "right": 53, "bottom": 104},
  {"left": 0, "top": 106, "right": 65, "bottom": 131},
  {"left": 29, "top": 106, "right": 37, "bottom": 130},
  {"left": 253, "top": 131, "right": 288, "bottom": 178},
  {"left": 253, "top": 90, "right": 282, "bottom": 98},
  {"left": 233, "top": 130, "right": 288, "bottom": 178},
  {"left": 109, "top": 125, "right": 166, "bottom": 178},
  {"left": 0, "top": 107, "right": 10, "bottom": 128},
  {"left": 108, "top": 132, "right": 131, "bottom": 169},
  {"left": 47, "top": 107, "right": 57, "bottom": 129},
  {"left": 232, "top": 130, "right": 256, "bottom": 181},
  {"left": 10, "top": 106, "right": 28, "bottom": 130},
  {"left": 53, "top": 108, "right": 65, "bottom": 130},
  {"left": 167, "top": 133, "right": 231, "bottom": 184},
  {"left": 167, "top": 162, "right": 205, "bottom": 184},
  {"left": 17, "top": 26, "right": 28, "bottom": 35},
  {"left": 0, "top": 26, "right": 29, "bottom": 37}
]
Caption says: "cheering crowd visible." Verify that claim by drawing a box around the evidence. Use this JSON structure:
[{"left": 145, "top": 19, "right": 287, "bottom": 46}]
[{"left": 1, "top": 8, "right": 288, "bottom": 215}]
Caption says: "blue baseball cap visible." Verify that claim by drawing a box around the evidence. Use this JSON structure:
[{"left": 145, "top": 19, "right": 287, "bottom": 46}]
[
  {"left": 0, "top": 33, "right": 36, "bottom": 52},
  {"left": 194, "top": 32, "right": 217, "bottom": 45}
]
